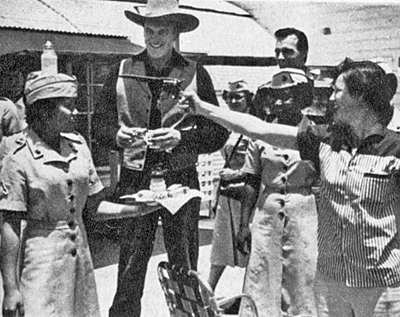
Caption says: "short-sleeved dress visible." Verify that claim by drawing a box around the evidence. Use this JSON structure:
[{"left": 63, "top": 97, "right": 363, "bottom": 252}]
[
  {"left": 210, "top": 132, "right": 251, "bottom": 268},
  {"left": 239, "top": 139, "right": 318, "bottom": 317},
  {"left": 0, "top": 129, "right": 103, "bottom": 317}
]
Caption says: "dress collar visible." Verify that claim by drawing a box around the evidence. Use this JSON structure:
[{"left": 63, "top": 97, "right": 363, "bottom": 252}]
[{"left": 25, "top": 129, "right": 81, "bottom": 163}]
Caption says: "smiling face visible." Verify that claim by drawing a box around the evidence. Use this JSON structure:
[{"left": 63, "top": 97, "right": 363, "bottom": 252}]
[
  {"left": 223, "top": 91, "right": 249, "bottom": 113},
  {"left": 144, "top": 20, "right": 177, "bottom": 60},
  {"left": 275, "top": 34, "right": 306, "bottom": 69}
]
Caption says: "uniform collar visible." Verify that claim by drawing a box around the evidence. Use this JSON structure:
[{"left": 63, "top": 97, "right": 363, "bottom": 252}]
[{"left": 24, "top": 129, "right": 82, "bottom": 163}]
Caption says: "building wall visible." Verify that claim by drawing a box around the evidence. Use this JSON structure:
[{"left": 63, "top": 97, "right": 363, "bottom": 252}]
[
  {"left": 205, "top": 65, "right": 277, "bottom": 95},
  {"left": 236, "top": 1, "right": 400, "bottom": 125},
  {"left": 236, "top": 3, "right": 400, "bottom": 64}
]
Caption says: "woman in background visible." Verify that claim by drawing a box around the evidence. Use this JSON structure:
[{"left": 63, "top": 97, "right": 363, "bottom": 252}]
[
  {"left": 208, "top": 80, "right": 258, "bottom": 292},
  {"left": 187, "top": 69, "right": 319, "bottom": 317}
]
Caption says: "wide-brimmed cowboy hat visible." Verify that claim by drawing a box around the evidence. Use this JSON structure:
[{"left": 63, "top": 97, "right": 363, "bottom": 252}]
[{"left": 125, "top": 0, "right": 199, "bottom": 33}]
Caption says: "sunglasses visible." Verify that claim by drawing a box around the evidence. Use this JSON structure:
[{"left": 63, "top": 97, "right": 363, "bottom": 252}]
[{"left": 223, "top": 93, "right": 246, "bottom": 102}]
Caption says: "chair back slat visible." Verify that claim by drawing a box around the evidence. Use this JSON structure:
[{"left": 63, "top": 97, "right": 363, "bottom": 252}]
[{"left": 157, "top": 261, "right": 219, "bottom": 317}]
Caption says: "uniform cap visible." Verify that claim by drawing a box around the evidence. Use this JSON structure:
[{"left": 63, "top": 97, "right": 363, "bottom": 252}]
[
  {"left": 264, "top": 68, "right": 308, "bottom": 89},
  {"left": 224, "top": 80, "right": 249, "bottom": 93},
  {"left": 24, "top": 71, "right": 77, "bottom": 106}
]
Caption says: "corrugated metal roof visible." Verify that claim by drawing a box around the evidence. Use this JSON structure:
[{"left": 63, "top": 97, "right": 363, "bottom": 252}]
[
  {"left": 0, "top": 0, "right": 274, "bottom": 57},
  {"left": 0, "top": 29, "right": 143, "bottom": 56},
  {"left": 0, "top": 0, "right": 140, "bottom": 37}
]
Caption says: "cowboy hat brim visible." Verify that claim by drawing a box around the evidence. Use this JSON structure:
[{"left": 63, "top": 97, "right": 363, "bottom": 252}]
[{"left": 125, "top": 10, "right": 199, "bottom": 33}]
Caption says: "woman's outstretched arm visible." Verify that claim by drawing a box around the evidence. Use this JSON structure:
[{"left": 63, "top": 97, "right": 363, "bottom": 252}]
[{"left": 182, "top": 91, "right": 298, "bottom": 150}]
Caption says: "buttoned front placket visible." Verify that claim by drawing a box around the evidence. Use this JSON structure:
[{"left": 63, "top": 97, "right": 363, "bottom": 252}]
[
  {"left": 61, "top": 140, "right": 80, "bottom": 256},
  {"left": 279, "top": 153, "right": 290, "bottom": 211},
  {"left": 340, "top": 145, "right": 361, "bottom": 285},
  {"left": 28, "top": 133, "right": 79, "bottom": 224}
]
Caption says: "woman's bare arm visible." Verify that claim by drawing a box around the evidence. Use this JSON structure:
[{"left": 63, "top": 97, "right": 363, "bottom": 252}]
[
  {"left": 1, "top": 212, "right": 24, "bottom": 313},
  {"left": 182, "top": 91, "right": 299, "bottom": 150}
]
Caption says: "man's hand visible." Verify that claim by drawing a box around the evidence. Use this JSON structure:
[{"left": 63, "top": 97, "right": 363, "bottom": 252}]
[
  {"left": 116, "top": 126, "right": 147, "bottom": 149},
  {"left": 2, "top": 288, "right": 24, "bottom": 317},
  {"left": 236, "top": 224, "right": 252, "bottom": 256},
  {"left": 179, "top": 90, "right": 204, "bottom": 115},
  {"left": 147, "top": 128, "right": 181, "bottom": 152}
]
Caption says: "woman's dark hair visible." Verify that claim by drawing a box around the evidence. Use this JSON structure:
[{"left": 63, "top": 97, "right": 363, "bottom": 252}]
[
  {"left": 334, "top": 58, "right": 393, "bottom": 124},
  {"left": 24, "top": 97, "right": 59, "bottom": 125}
]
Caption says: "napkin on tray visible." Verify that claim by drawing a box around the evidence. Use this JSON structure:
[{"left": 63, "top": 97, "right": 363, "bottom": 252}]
[
  {"left": 120, "top": 185, "right": 204, "bottom": 215},
  {"left": 154, "top": 189, "right": 204, "bottom": 215}
]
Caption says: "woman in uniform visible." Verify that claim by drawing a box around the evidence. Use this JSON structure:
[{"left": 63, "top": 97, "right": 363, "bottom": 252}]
[
  {"left": 208, "top": 80, "right": 257, "bottom": 291},
  {"left": 185, "top": 68, "right": 319, "bottom": 317},
  {"left": 0, "top": 72, "right": 103, "bottom": 317}
]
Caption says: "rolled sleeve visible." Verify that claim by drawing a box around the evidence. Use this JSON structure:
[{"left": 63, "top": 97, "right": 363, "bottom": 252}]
[
  {"left": 78, "top": 135, "right": 104, "bottom": 196},
  {"left": 0, "top": 155, "right": 27, "bottom": 212},
  {"left": 242, "top": 140, "right": 261, "bottom": 176}
]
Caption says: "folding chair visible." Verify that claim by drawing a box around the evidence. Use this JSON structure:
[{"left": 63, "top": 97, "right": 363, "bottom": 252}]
[{"left": 157, "top": 261, "right": 259, "bottom": 317}]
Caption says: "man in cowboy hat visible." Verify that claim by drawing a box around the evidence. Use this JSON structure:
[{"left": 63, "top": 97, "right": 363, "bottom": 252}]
[{"left": 93, "top": 0, "right": 229, "bottom": 316}]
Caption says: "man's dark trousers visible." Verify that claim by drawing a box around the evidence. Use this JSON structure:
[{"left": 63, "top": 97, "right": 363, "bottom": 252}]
[{"left": 108, "top": 166, "right": 201, "bottom": 317}]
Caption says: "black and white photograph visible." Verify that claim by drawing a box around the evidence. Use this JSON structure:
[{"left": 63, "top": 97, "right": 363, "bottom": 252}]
[{"left": 1, "top": 0, "right": 400, "bottom": 316}]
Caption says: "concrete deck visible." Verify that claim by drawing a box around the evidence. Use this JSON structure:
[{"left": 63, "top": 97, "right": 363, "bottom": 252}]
[
  {"left": 0, "top": 218, "right": 245, "bottom": 317},
  {"left": 92, "top": 218, "right": 246, "bottom": 317}
]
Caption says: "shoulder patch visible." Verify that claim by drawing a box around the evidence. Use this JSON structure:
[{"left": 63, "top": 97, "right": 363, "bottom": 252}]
[
  {"left": 1, "top": 181, "right": 9, "bottom": 195},
  {"left": 9, "top": 132, "right": 27, "bottom": 154}
]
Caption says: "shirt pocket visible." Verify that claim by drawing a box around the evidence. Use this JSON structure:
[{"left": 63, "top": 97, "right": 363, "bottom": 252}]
[
  {"left": 361, "top": 170, "right": 393, "bottom": 207},
  {"left": 364, "top": 172, "right": 392, "bottom": 179}
]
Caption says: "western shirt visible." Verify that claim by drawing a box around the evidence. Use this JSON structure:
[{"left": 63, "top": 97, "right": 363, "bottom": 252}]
[{"left": 94, "top": 49, "right": 229, "bottom": 170}]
